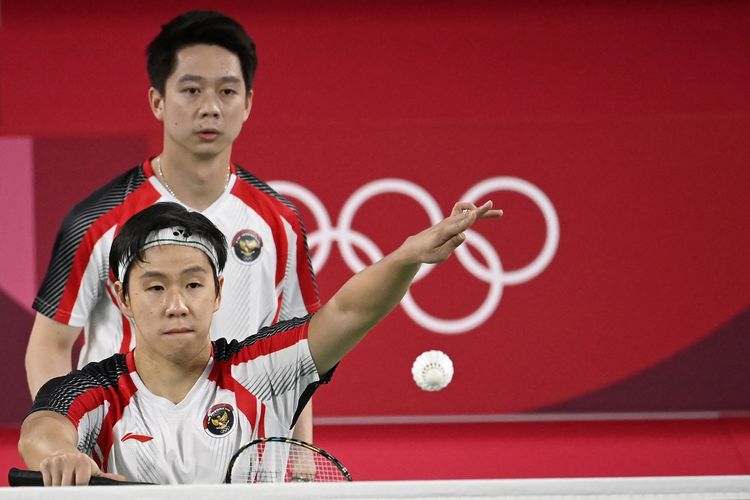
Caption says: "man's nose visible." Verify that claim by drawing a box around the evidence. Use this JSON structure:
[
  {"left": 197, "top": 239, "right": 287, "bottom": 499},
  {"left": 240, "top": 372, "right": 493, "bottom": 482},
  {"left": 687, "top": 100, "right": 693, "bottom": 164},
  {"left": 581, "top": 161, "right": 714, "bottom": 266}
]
[
  {"left": 165, "top": 289, "right": 189, "bottom": 317},
  {"left": 199, "top": 91, "right": 221, "bottom": 119}
]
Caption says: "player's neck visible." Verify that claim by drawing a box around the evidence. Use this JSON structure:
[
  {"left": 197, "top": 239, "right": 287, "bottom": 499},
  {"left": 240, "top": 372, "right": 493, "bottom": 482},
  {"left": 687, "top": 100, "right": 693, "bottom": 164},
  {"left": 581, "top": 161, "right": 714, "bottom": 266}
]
[
  {"left": 155, "top": 149, "right": 233, "bottom": 211},
  {"left": 133, "top": 345, "right": 211, "bottom": 404}
]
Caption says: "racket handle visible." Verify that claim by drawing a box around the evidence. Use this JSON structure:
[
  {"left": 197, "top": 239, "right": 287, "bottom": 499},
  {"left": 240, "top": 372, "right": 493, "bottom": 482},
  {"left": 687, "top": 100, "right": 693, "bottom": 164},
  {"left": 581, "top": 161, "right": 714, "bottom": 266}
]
[{"left": 8, "top": 467, "right": 153, "bottom": 486}]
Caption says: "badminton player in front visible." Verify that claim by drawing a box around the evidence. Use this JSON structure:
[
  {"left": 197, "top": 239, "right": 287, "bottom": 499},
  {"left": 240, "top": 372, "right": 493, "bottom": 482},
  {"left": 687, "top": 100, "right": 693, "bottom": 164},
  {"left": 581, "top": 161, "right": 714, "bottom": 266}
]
[{"left": 18, "top": 200, "right": 500, "bottom": 485}]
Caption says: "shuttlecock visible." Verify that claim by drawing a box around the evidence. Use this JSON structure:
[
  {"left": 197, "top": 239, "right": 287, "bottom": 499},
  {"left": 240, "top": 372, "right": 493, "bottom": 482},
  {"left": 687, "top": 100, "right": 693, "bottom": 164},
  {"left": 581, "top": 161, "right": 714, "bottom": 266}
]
[{"left": 411, "top": 350, "right": 454, "bottom": 391}]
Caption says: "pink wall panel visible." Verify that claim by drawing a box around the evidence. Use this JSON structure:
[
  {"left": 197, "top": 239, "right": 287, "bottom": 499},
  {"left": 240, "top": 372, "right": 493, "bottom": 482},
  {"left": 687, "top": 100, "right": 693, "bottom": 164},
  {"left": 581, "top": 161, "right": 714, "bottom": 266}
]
[{"left": 0, "top": 138, "right": 35, "bottom": 309}]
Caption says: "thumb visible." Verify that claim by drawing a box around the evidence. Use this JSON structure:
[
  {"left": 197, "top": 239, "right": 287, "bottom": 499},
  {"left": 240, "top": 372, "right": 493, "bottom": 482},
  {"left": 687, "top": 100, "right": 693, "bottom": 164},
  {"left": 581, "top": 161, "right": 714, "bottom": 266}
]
[
  {"left": 96, "top": 471, "right": 127, "bottom": 482},
  {"left": 87, "top": 458, "right": 126, "bottom": 482}
]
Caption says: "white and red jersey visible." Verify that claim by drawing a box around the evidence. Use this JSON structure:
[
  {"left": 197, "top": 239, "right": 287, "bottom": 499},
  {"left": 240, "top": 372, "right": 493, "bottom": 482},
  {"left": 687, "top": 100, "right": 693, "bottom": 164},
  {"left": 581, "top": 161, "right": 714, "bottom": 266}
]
[
  {"left": 32, "top": 317, "right": 329, "bottom": 484},
  {"left": 33, "top": 159, "right": 320, "bottom": 366}
]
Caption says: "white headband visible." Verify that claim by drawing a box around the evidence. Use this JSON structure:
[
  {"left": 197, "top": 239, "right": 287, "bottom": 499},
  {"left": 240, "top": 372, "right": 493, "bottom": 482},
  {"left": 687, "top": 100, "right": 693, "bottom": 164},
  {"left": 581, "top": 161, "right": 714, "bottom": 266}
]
[{"left": 117, "top": 226, "right": 221, "bottom": 281}]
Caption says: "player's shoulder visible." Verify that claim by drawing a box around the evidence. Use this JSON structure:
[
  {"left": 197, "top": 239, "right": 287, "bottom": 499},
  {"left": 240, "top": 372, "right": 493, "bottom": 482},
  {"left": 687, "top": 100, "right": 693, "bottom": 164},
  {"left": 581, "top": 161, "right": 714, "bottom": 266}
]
[
  {"left": 58, "top": 164, "right": 149, "bottom": 233},
  {"left": 212, "top": 314, "right": 313, "bottom": 362},
  {"left": 233, "top": 164, "right": 300, "bottom": 214},
  {"left": 77, "top": 352, "right": 131, "bottom": 386},
  {"left": 61, "top": 353, "right": 130, "bottom": 393},
  {"left": 32, "top": 353, "right": 130, "bottom": 412}
]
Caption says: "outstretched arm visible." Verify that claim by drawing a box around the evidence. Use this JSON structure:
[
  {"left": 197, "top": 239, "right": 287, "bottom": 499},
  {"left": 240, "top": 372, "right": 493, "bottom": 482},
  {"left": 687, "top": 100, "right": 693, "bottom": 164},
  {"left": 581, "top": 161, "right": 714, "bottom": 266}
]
[{"left": 308, "top": 201, "right": 501, "bottom": 375}]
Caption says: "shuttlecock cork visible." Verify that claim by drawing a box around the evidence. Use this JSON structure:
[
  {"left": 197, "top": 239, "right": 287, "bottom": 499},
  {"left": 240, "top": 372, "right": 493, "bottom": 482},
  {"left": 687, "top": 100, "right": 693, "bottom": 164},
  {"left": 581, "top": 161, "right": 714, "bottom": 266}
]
[{"left": 411, "top": 350, "right": 454, "bottom": 391}]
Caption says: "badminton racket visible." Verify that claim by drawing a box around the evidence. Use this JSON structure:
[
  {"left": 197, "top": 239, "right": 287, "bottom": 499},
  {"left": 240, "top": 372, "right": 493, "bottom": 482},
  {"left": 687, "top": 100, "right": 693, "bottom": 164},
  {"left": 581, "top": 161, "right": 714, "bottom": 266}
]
[{"left": 225, "top": 437, "right": 352, "bottom": 483}]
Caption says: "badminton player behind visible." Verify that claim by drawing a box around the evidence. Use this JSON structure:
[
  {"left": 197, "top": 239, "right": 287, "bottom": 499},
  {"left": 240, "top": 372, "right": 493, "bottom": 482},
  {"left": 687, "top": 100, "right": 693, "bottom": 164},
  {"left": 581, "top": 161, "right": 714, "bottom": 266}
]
[{"left": 18, "top": 200, "right": 500, "bottom": 485}]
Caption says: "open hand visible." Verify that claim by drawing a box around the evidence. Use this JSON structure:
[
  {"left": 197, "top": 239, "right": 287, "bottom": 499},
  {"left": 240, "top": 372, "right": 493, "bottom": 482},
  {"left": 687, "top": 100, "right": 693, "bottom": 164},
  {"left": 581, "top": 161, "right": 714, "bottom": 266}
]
[{"left": 400, "top": 200, "right": 502, "bottom": 265}]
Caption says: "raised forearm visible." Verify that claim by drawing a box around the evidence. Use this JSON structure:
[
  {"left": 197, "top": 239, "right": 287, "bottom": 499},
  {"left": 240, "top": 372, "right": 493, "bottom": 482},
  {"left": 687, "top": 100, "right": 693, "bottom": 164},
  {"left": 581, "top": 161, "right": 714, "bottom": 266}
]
[
  {"left": 328, "top": 248, "right": 420, "bottom": 330},
  {"left": 308, "top": 245, "right": 421, "bottom": 374}
]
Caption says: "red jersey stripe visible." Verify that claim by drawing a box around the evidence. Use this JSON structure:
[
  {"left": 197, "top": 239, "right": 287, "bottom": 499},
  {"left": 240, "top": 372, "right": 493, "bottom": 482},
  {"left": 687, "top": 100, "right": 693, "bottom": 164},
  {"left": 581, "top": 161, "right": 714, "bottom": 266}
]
[
  {"left": 258, "top": 404, "right": 266, "bottom": 438},
  {"left": 104, "top": 284, "right": 132, "bottom": 354},
  {"left": 97, "top": 362, "right": 138, "bottom": 472},
  {"left": 230, "top": 322, "right": 310, "bottom": 366},
  {"left": 282, "top": 209, "right": 321, "bottom": 313},
  {"left": 56, "top": 182, "right": 161, "bottom": 323},
  {"left": 230, "top": 180, "right": 289, "bottom": 288},
  {"left": 208, "top": 359, "right": 259, "bottom": 434},
  {"left": 273, "top": 291, "right": 283, "bottom": 324}
]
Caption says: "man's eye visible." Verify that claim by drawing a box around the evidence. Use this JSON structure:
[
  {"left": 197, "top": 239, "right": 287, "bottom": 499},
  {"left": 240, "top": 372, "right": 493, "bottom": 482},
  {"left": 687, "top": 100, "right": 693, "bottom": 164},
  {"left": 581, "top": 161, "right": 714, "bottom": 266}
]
[
  {"left": 147, "top": 285, "right": 164, "bottom": 292},
  {"left": 221, "top": 88, "right": 237, "bottom": 96},
  {"left": 183, "top": 87, "right": 200, "bottom": 95},
  {"left": 187, "top": 282, "right": 203, "bottom": 289}
]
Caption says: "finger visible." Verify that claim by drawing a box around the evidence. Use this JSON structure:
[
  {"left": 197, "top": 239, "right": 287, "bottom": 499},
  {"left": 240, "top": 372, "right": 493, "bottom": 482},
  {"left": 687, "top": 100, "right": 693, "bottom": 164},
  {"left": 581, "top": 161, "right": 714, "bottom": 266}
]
[
  {"left": 74, "top": 456, "right": 91, "bottom": 486},
  {"left": 443, "top": 211, "right": 487, "bottom": 248},
  {"left": 475, "top": 200, "right": 492, "bottom": 216},
  {"left": 453, "top": 231, "right": 467, "bottom": 246},
  {"left": 435, "top": 231, "right": 467, "bottom": 262},
  {"left": 480, "top": 208, "right": 503, "bottom": 219},
  {"left": 475, "top": 200, "right": 503, "bottom": 219},
  {"left": 92, "top": 458, "right": 125, "bottom": 481},
  {"left": 451, "top": 202, "right": 477, "bottom": 217},
  {"left": 439, "top": 212, "right": 473, "bottom": 246},
  {"left": 453, "top": 200, "right": 502, "bottom": 219},
  {"left": 445, "top": 214, "right": 474, "bottom": 243},
  {"left": 445, "top": 230, "right": 467, "bottom": 253},
  {"left": 75, "top": 471, "right": 89, "bottom": 486},
  {"left": 439, "top": 201, "right": 498, "bottom": 248},
  {"left": 41, "top": 467, "right": 52, "bottom": 487},
  {"left": 99, "top": 472, "right": 127, "bottom": 482},
  {"left": 61, "top": 460, "right": 76, "bottom": 486},
  {"left": 40, "top": 456, "right": 61, "bottom": 486}
]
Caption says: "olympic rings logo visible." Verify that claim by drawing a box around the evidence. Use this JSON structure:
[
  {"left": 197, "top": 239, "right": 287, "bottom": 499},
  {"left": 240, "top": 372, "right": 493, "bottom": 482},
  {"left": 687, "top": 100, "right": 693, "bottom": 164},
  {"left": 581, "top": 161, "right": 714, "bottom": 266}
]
[{"left": 269, "top": 177, "right": 559, "bottom": 335}]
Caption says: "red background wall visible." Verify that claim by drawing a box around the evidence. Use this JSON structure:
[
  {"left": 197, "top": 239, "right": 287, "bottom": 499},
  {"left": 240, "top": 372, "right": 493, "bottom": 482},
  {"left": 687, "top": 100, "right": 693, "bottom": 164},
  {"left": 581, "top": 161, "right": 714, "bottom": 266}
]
[{"left": 1, "top": 0, "right": 749, "bottom": 483}]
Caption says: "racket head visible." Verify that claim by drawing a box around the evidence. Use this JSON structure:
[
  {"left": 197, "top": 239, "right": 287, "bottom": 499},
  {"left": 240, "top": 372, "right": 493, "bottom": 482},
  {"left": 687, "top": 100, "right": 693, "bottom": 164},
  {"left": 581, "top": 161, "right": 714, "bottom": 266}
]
[{"left": 225, "top": 437, "right": 352, "bottom": 483}]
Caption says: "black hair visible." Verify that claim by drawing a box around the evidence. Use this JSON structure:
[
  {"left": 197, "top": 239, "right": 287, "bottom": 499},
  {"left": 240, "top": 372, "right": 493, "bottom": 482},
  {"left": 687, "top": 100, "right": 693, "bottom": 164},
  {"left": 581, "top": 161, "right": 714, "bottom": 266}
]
[
  {"left": 110, "top": 202, "right": 228, "bottom": 296},
  {"left": 146, "top": 10, "right": 258, "bottom": 95}
]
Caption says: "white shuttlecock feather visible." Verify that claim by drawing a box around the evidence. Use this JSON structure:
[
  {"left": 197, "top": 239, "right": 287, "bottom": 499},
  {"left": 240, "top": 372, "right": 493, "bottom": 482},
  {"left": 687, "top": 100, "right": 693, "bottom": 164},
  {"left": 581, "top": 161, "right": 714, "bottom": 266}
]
[{"left": 411, "top": 350, "right": 454, "bottom": 391}]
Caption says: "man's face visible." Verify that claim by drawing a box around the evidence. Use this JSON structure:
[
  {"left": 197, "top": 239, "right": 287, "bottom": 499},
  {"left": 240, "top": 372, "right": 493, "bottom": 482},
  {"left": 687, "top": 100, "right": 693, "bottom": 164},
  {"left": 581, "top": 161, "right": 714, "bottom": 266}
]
[
  {"left": 116, "top": 245, "right": 222, "bottom": 366},
  {"left": 150, "top": 44, "right": 252, "bottom": 160}
]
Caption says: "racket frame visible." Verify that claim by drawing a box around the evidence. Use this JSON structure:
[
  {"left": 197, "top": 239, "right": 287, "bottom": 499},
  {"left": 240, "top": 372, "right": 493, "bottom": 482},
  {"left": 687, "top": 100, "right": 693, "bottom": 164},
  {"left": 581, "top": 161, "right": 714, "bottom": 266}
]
[{"left": 225, "top": 436, "right": 352, "bottom": 483}]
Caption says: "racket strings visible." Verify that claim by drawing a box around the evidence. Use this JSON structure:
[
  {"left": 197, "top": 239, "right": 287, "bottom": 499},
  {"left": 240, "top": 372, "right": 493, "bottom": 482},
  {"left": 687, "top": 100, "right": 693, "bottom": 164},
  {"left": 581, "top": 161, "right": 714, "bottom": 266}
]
[{"left": 229, "top": 440, "right": 349, "bottom": 483}]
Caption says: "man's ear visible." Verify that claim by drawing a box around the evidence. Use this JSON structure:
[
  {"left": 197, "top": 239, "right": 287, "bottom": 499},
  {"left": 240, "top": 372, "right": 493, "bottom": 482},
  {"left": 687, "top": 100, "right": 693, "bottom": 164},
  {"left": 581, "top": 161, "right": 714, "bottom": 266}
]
[
  {"left": 114, "top": 281, "right": 134, "bottom": 318},
  {"left": 148, "top": 87, "right": 165, "bottom": 121},
  {"left": 242, "top": 89, "right": 253, "bottom": 122},
  {"left": 214, "top": 276, "right": 224, "bottom": 312}
]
